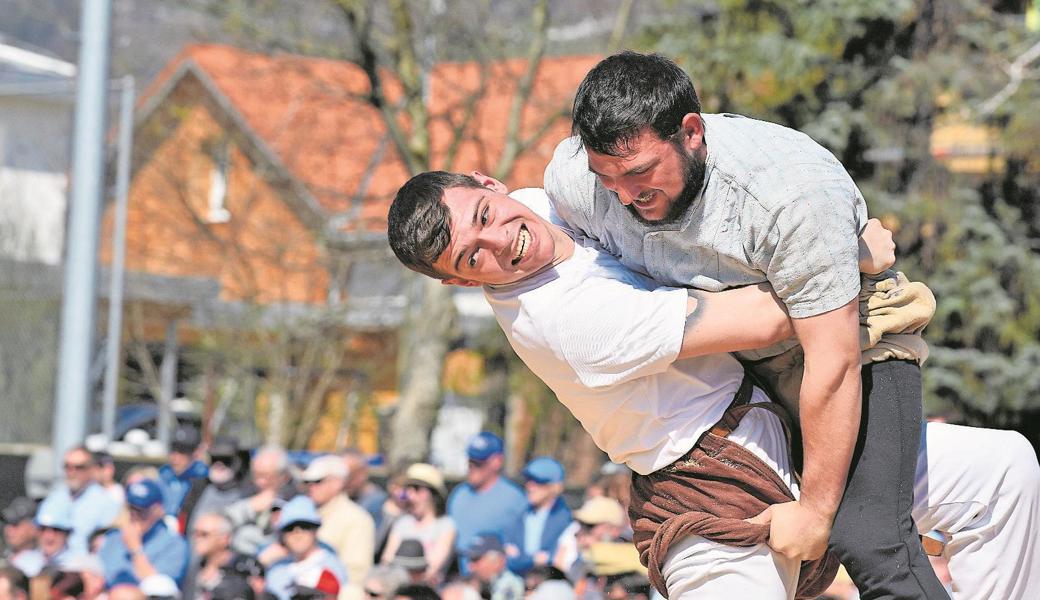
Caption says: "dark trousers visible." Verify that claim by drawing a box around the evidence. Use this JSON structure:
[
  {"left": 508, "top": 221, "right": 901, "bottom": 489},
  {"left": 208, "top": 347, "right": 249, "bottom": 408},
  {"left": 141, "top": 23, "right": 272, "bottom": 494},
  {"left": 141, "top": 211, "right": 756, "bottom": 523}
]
[{"left": 828, "top": 359, "right": 950, "bottom": 599}]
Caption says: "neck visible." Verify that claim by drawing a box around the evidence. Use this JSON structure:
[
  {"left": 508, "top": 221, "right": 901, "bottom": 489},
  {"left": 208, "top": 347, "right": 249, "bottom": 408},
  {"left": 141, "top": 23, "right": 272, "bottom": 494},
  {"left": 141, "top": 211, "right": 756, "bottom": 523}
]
[
  {"left": 476, "top": 474, "right": 500, "bottom": 493},
  {"left": 533, "top": 496, "right": 556, "bottom": 511},
  {"left": 205, "top": 548, "right": 231, "bottom": 568}
]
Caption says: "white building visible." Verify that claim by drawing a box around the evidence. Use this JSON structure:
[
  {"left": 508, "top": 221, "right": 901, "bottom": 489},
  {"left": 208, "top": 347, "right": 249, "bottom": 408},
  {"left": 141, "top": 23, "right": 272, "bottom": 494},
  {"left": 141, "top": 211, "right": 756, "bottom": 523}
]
[{"left": 0, "top": 39, "right": 75, "bottom": 265}]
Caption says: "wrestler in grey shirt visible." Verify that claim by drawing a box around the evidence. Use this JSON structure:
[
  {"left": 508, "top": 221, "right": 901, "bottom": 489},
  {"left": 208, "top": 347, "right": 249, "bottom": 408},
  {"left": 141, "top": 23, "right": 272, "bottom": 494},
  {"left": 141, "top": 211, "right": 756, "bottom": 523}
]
[{"left": 544, "top": 113, "right": 868, "bottom": 361}]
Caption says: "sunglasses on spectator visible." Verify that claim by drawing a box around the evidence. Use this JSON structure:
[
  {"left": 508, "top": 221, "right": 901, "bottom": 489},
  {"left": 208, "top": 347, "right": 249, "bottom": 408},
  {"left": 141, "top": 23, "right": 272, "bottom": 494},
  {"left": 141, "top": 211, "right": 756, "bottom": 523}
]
[
  {"left": 303, "top": 478, "right": 326, "bottom": 486},
  {"left": 63, "top": 462, "right": 90, "bottom": 471},
  {"left": 282, "top": 522, "right": 319, "bottom": 533},
  {"left": 468, "top": 458, "right": 487, "bottom": 467}
]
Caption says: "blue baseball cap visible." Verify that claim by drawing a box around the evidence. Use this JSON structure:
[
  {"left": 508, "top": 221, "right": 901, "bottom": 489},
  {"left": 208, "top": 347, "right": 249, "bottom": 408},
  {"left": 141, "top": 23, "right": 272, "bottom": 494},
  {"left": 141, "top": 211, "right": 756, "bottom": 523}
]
[
  {"left": 126, "top": 479, "right": 164, "bottom": 509},
  {"left": 467, "top": 431, "right": 504, "bottom": 462},
  {"left": 467, "top": 532, "right": 505, "bottom": 561},
  {"left": 522, "top": 457, "right": 565, "bottom": 484},
  {"left": 278, "top": 495, "right": 322, "bottom": 531},
  {"left": 34, "top": 495, "right": 73, "bottom": 531}
]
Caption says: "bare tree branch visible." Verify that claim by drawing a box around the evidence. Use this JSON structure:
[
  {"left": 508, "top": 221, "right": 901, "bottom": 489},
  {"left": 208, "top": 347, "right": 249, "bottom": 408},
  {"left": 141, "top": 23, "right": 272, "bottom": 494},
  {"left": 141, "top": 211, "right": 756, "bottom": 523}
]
[
  {"left": 606, "top": 0, "right": 635, "bottom": 54},
  {"left": 337, "top": 0, "right": 425, "bottom": 174},
  {"left": 492, "top": 0, "right": 550, "bottom": 180},
  {"left": 977, "top": 39, "right": 1040, "bottom": 116}
]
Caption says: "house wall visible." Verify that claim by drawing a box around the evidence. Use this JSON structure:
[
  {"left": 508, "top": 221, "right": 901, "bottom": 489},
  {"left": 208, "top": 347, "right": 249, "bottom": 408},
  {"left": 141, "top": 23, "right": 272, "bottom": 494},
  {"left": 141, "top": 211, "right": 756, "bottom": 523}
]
[
  {"left": 100, "top": 89, "right": 330, "bottom": 306},
  {"left": 0, "top": 94, "right": 71, "bottom": 265}
]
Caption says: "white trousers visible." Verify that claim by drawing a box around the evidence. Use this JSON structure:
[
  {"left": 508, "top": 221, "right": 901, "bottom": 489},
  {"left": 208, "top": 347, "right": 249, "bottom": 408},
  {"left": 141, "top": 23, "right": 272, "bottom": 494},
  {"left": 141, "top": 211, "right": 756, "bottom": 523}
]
[{"left": 661, "top": 411, "right": 1040, "bottom": 600}]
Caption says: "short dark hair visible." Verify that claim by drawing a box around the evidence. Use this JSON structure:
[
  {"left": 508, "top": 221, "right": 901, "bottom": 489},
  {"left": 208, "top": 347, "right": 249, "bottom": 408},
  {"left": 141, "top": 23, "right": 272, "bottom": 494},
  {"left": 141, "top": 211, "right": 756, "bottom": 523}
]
[
  {"left": 572, "top": 51, "right": 701, "bottom": 156},
  {"left": 387, "top": 172, "right": 486, "bottom": 279}
]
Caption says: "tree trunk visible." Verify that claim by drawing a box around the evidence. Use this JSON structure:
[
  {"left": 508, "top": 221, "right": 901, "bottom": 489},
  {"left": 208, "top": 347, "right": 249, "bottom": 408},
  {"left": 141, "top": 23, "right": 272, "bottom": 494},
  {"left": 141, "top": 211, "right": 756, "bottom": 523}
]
[
  {"left": 266, "top": 389, "right": 288, "bottom": 447},
  {"left": 387, "top": 276, "right": 456, "bottom": 469}
]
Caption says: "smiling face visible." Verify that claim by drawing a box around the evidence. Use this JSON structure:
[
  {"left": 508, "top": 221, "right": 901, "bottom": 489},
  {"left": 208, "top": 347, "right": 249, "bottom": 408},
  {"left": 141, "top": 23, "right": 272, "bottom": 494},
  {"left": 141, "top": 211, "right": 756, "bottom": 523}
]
[
  {"left": 585, "top": 114, "right": 707, "bottom": 224},
  {"left": 432, "top": 181, "right": 570, "bottom": 286}
]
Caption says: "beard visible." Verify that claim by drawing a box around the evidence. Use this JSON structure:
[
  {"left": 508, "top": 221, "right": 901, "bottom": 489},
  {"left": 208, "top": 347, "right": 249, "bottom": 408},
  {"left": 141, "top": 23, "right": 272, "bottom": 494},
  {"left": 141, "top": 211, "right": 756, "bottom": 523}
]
[{"left": 625, "top": 144, "right": 706, "bottom": 226}]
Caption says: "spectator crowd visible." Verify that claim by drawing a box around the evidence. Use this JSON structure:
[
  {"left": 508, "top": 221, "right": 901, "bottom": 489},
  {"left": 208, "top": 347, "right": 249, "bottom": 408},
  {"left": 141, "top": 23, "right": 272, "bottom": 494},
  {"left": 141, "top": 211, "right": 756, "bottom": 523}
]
[{"left": 0, "top": 428, "right": 656, "bottom": 600}]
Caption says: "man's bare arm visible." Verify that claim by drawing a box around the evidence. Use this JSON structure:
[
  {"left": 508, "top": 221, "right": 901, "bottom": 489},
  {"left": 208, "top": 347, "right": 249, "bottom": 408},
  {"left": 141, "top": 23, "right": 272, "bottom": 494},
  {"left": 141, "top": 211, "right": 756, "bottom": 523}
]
[
  {"left": 678, "top": 284, "right": 793, "bottom": 360},
  {"left": 769, "top": 299, "right": 862, "bottom": 561}
]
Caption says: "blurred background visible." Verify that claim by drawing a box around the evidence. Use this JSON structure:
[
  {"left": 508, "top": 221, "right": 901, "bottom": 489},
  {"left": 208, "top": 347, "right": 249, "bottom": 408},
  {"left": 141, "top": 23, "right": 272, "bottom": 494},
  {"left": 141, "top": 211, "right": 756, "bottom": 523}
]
[{"left": 0, "top": 0, "right": 1038, "bottom": 485}]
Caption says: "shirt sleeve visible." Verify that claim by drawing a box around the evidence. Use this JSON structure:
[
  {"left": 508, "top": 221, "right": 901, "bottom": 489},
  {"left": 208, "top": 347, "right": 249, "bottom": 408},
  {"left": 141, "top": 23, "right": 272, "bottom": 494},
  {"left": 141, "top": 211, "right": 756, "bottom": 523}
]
[
  {"left": 553, "top": 275, "right": 689, "bottom": 389},
  {"left": 543, "top": 137, "right": 599, "bottom": 236},
  {"left": 752, "top": 180, "right": 866, "bottom": 318}
]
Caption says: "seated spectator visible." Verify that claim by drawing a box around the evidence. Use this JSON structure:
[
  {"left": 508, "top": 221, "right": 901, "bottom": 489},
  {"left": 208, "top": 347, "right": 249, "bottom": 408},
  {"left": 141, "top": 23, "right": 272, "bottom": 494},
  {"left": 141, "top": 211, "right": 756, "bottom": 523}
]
[
  {"left": 210, "top": 574, "right": 255, "bottom": 600},
  {"left": 2, "top": 497, "right": 44, "bottom": 576},
  {"left": 341, "top": 450, "right": 388, "bottom": 530},
  {"left": 503, "top": 458, "right": 572, "bottom": 576},
  {"left": 467, "top": 534, "right": 524, "bottom": 600},
  {"left": 93, "top": 452, "right": 126, "bottom": 508},
  {"left": 49, "top": 570, "right": 86, "bottom": 600},
  {"left": 184, "top": 438, "right": 249, "bottom": 535},
  {"left": 183, "top": 512, "right": 248, "bottom": 600},
  {"left": 380, "top": 464, "right": 454, "bottom": 586},
  {"left": 360, "top": 566, "right": 409, "bottom": 600},
  {"left": 439, "top": 582, "right": 480, "bottom": 600},
  {"left": 302, "top": 455, "right": 375, "bottom": 593},
  {"left": 140, "top": 574, "right": 180, "bottom": 600},
  {"left": 388, "top": 540, "right": 426, "bottom": 585},
  {"left": 521, "top": 566, "right": 569, "bottom": 598},
  {"left": 603, "top": 573, "right": 648, "bottom": 600},
  {"left": 264, "top": 496, "right": 347, "bottom": 600},
  {"left": 107, "top": 583, "right": 146, "bottom": 600},
  {"left": 527, "top": 580, "right": 574, "bottom": 600},
  {"left": 44, "top": 447, "right": 120, "bottom": 557},
  {"left": 98, "top": 479, "right": 190, "bottom": 589},
  {"left": 0, "top": 566, "right": 28, "bottom": 600},
  {"left": 567, "top": 498, "right": 642, "bottom": 600},
  {"left": 391, "top": 584, "right": 439, "bottom": 600},
  {"left": 226, "top": 446, "right": 295, "bottom": 556},
  {"left": 287, "top": 567, "right": 341, "bottom": 600},
  {"left": 158, "top": 426, "right": 208, "bottom": 520},
  {"left": 60, "top": 554, "right": 107, "bottom": 600},
  {"left": 448, "top": 433, "right": 527, "bottom": 574},
  {"left": 36, "top": 495, "right": 75, "bottom": 570},
  {"left": 375, "top": 475, "right": 409, "bottom": 561}
]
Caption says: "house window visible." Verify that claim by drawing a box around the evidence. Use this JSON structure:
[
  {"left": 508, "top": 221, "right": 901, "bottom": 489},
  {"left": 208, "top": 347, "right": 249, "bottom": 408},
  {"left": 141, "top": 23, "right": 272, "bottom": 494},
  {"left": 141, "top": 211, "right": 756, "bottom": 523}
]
[{"left": 207, "top": 142, "right": 231, "bottom": 223}]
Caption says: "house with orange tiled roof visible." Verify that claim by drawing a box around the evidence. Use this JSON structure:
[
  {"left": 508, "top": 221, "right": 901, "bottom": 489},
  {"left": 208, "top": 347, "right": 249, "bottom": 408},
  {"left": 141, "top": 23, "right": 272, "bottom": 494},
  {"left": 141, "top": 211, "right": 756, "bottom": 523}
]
[{"left": 99, "top": 43, "right": 599, "bottom": 449}]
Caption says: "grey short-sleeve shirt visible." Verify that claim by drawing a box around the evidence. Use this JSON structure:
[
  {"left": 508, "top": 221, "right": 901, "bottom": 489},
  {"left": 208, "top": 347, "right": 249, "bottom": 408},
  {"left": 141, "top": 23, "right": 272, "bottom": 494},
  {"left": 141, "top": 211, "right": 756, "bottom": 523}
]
[{"left": 544, "top": 113, "right": 868, "bottom": 321}]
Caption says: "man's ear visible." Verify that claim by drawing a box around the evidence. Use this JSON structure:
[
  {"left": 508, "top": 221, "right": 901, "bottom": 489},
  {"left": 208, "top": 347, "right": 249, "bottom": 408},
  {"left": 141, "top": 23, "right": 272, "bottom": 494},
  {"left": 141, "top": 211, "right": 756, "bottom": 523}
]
[
  {"left": 680, "top": 113, "right": 705, "bottom": 152},
  {"left": 469, "top": 171, "right": 508, "bottom": 194},
  {"left": 442, "top": 277, "right": 481, "bottom": 288}
]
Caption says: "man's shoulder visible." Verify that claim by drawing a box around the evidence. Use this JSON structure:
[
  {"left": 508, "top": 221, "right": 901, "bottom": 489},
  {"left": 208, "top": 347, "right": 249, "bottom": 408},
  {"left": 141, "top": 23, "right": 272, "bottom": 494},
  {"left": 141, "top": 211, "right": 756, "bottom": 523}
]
[
  {"left": 491, "top": 478, "right": 527, "bottom": 502},
  {"left": 544, "top": 137, "right": 600, "bottom": 225},
  {"left": 703, "top": 112, "right": 855, "bottom": 212}
]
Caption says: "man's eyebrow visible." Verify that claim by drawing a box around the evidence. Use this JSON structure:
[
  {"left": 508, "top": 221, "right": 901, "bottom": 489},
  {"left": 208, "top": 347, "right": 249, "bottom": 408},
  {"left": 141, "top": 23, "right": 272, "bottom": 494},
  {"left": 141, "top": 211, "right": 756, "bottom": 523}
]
[
  {"left": 453, "top": 196, "right": 484, "bottom": 271},
  {"left": 587, "top": 160, "right": 656, "bottom": 178}
]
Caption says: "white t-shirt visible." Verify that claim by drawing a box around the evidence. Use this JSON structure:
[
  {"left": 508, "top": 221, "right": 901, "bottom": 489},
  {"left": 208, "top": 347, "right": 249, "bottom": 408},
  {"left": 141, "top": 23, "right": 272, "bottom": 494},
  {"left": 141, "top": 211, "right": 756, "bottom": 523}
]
[{"left": 484, "top": 189, "right": 770, "bottom": 475}]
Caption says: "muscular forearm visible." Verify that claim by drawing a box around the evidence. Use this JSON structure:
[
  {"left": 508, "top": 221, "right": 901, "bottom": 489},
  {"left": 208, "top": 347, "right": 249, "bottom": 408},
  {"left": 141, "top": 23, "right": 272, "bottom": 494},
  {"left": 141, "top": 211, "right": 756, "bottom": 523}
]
[
  {"left": 678, "top": 284, "right": 794, "bottom": 359},
  {"left": 792, "top": 299, "right": 862, "bottom": 519},
  {"left": 797, "top": 353, "right": 861, "bottom": 517}
]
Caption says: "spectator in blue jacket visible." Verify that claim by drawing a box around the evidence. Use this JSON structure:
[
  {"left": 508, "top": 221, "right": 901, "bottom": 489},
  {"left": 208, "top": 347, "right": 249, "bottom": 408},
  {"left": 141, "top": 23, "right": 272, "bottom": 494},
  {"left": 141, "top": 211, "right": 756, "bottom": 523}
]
[
  {"left": 447, "top": 432, "right": 527, "bottom": 573},
  {"left": 502, "top": 458, "right": 573, "bottom": 576},
  {"left": 157, "top": 426, "right": 208, "bottom": 520},
  {"left": 99, "top": 479, "right": 190, "bottom": 589}
]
